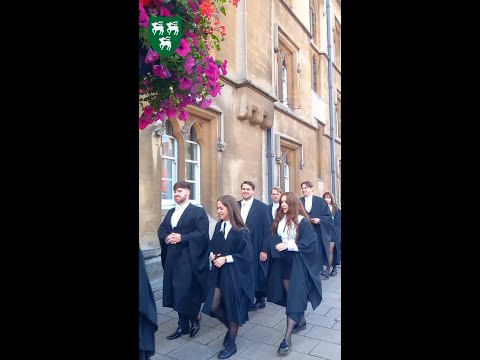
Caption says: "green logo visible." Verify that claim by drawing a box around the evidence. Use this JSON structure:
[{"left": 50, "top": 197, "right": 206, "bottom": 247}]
[{"left": 148, "top": 16, "right": 183, "bottom": 56}]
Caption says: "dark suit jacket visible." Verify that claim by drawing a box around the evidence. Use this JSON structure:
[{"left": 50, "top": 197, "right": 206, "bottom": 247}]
[
  {"left": 300, "top": 195, "right": 333, "bottom": 267},
  {"left": 238, "top": 198, "right": 272, "bottom": 293},
  {"left": 139, "top": 247, "right": 158, "bottom": 359},
  {"left": 157, "top": 203, "right": 210, "bottom": 313}
]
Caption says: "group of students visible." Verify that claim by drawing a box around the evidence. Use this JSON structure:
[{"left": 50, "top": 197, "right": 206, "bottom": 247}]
[{"left": 140, "top": 179, "right": 341, "bottom": 359}]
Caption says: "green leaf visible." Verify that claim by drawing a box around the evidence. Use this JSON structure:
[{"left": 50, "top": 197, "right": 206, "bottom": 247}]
[{"left": 220, "top": 5, "right": 226, "bottom": 16}]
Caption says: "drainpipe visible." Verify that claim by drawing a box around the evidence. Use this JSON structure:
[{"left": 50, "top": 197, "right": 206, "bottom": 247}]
[
  {"left": 326, "top": 0, "right": 337, "bottom": 197},
  {"left": 266, "top": 128, "right": 274, "bottom": 205}
]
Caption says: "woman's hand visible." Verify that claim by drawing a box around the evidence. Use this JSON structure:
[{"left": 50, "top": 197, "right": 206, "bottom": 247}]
[
  {"left": 213, "top": 256, "right": 227, "bottom": 268},
  {"left": 275, "top": 243, "right": 288, "bottom": 252}
]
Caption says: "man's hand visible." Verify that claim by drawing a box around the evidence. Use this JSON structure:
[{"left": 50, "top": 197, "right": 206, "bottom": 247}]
[{"left": 260, "top": 251, "right": 268, "bottom": 261}]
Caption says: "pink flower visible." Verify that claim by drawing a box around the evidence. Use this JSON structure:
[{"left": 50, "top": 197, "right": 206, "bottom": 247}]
[
  {"left": 184, "top": 55, "right": 196, "bottom": 74},
  {"left": 143, "top": 106, "right": 154, "bottom": 117},
  {"left": 200, "top": 98, "right": 212, "bottom": 109},
  {"left": 179, "top": 109, "right": 189, "bottom": 120},
  {"left": 139, "top": 116, "right": 154, "bottom": 130},
  {"left": 176, "top": 39, "right": 191, "bottom": 57},
  {"left": 179, "top": 77, "right": 193, "bottom": 90},
  {"left": 159, "top": 6, "right": 172, "bottom": 16},
  {"left": 139, "top": 2, "right": 149, "bottom": 28},
  {"left": 220, "top": 60, "right": 228, "bottom": 75},
  {"left": 165, "top": 108, "right": 177, "bottom": 119},
  {"left": 145, "top": 48, "right": 159, "bottom": 63},
  {"left": 153, "top": 64, "right": 171, "bottom": 78}
]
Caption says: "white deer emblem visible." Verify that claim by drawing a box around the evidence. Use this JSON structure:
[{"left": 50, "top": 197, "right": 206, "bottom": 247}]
[
  {"left": 166, "top": 21, "right": 179, "bottom": 35},
  {"left": 151, "top": 21, "right": 164, "bottom": 35},
  {"left": 158, "top": 37, "right": 172, "bottom": 50}
]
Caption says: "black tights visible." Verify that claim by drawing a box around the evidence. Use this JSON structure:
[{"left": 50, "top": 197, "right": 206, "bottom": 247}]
[
  {"left": 211, "top": 287, "right": 239, "bottom": 345},
  {"left": 282, "top": 279, "right": 297, "bottom": 342}
]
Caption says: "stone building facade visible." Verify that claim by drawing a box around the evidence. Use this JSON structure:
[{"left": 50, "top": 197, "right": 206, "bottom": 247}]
[{"left": 139, "top": 0, "right": 341, "bottom": 277}]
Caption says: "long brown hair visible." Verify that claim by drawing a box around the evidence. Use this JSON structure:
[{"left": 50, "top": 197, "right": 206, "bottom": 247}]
[
  {"left": 323, "top": 191, "right": 339, "bottom": 215},
  {"left": 218, "top": 195, "right": 247, "bottom": 230},
  {"left": 272, "top": 192, "right": 310, "bottom": 240}
]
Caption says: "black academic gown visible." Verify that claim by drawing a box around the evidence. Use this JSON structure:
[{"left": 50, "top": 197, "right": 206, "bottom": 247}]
[
  {"left": 157, "top": 203, "right": 210, "bottom": 315},
  {"left": 266, "top": 218, "right": 322, "bottom": 323},
  {"left": 238, "top": 198, "right": 272, "bottom": 295},
  {"left": 139, "top": 247, "right": 158, "bottom": 360},
  {"left": 300, "top": 195, "right": 334, "bottom": 268},
  {"left": 331, "top": 207, "right": 341, "bottom": 266},
  {"left": 202, "top": 221, "right": 255, "bottom": 325}
]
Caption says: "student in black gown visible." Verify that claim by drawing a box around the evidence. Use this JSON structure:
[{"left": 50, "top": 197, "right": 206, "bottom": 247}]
[
  {"left": 139, "top": 247, "right": 158, "bottom": 360},
  {"left": 202, "top": 195, "right": 255, "bottom": 359},
  {"left": 237, "top": 181, "right": 272, "bottom": 310},
  {"left": 323, "top": 191, "right": 341, "bottom": 276},
  {"left": 266, "top": 192, "right": 323, "bottom": 354},
  {"left": 157, "top": 181, "right": 210, "bottom": 340},
  {"left": 299, "top": 181, "right": 334, "bottom": 278},
  {"left": 268, "top": 187, "right": 283, "bottom": 220}
]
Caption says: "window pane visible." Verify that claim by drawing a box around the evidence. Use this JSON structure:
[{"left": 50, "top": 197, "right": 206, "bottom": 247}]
[
  {"left": 188, "top": 182, "right": 196, "bottom": 200},
  {"left": 162, "top": 158, "right": 175, "bottom": 179},
  {"left": 162, "top": 179, "right": 173, "bottom": 199},
  {"left": 185, "top": 141, "right": 198, "bottom": 161},
  {"left": 161, "top": 136, "right": 175, "bottom": 157},
  {"left": 185, "top": 162, "right": 197, "bottom": 181}
]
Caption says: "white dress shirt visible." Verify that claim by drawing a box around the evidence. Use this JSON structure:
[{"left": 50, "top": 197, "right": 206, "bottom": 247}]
[
  {"left": 277, "top": 215, "right": 305, "bottom": 251},
  {"left": 271, "top": 202, "right": 279, "bottom": 219},
  {"left": 304, "top": 196, "right": 312, "bottom": 213},
  {"left": 240, "top": 198, "right": 253, "bottom": 222},
  {"left": 210, "top": 220, "right": 234, "bottom": 263},
  {"left": 170, "top": 201, "right": 189, "bottom": 228}
]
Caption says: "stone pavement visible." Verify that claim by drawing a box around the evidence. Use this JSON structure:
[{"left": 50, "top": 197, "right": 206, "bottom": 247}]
[{"left": 149, "top": 266, "right": 341, "bottom": 360}]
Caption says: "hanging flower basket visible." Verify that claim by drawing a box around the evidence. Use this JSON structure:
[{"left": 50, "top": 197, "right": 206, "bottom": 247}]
[{"left": 139, "top": 0, "right": 240, "bottom": 130}]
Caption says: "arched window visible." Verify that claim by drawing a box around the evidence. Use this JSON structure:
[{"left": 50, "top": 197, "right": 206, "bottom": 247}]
[
  {"left": 311, "top": 6, "right": 316, "bottom": 41},
  {"left": 161, "top": 121, "right": 178, "bottom": 207},
  {"left": 185, "top": 126, "right": 200, "bottom": 204}
]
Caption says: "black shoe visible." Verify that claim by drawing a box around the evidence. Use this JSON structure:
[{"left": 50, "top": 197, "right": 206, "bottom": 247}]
[
  {"left": 166, "top": 327, "right": 190, "bottom": 340},
  {"left": 320, "top": 270, "right": 330, "bottom": 279},
  {"left": 189, "top": 314, "right": 201, "bottom": 337},
  {"left": 292, "top": 318, "right": 307, "bottom": 334},
  {"left": 249, "top": 299, "right": 266, "bottom": 311},
  {"left": 330, "top": 267, "right": 337, "bottom": 276},
  {"left": 217, "top": 344, "right": 237, "bottom": 359},
  {"left": 277, "top": 339, "right": 291, "bottom": 354}
]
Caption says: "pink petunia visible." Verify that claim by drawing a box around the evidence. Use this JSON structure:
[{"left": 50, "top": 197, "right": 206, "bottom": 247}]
[
  {"left": 176, "top": 39, "right": 191, "bottom": 57},
  {"left": 153, "top": 64, "right": 171, "bottom": 78},
  {"left": 139, "top": 116, "right": 154, "bottom": 130},
  {"left": 165, "top": 108, "right": 177, "bottom": 119},
  {"left": 220, "top": 60, "right": 228, "bottom": 75},
  {"left": 159, "top": 6, "right": 172, "bottom": 16},
  {"left": 179, "top": 109, "right": 189, "bottom": 120},
  {"left": 143, "top": 105, "right": 154, "bottom": 117},
  {"left": 184, "top": 55, "right": 196, "bottom": 74},
  {"left": 145, "top": 48, "right": 159, "bottom": 63},
  {"left": 179, "top": 77, "right": 193, "bottom": 90},
  {"left": 200, "top": 98, "right": 212, "bottom": 109}
]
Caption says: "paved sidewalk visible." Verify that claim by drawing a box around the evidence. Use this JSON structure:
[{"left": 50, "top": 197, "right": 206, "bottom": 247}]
[{"left": 149, "top": 267, "right": 341, "bottom": 360}]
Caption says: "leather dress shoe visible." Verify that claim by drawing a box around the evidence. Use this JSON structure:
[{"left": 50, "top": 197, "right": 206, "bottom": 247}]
[
  {"left": 320, "top": 270, "right": 330, "bottom": 279},
  {"left": 277, "top": 339, "right": 291, "bottom": 354},
  {"left": 330, "top": 267, "right": 337, "bottom": 276},
  {"left": 166, "top": 327, "right": 190, "bottom": 340},
  {"left": 217, "top": 344, "right": 237, "bottom": 359},
  {"left": 292, "top": 318, "right": 307, "bottom": 334},
  {"left": 190, "top": 314, "right": 201, "bottom": 337},
  {"left": 249, "top": 299, "right": 266, "bottom": 311}
]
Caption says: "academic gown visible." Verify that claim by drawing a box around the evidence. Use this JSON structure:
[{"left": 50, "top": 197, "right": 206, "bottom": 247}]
[
  {"left": 157, "top": 203, "right": 210, "bottom": 315},
  {"left": 331, "top": 207, "right": 341, "bottom": 266},
  {"left": 238, "top": 198, "right": 272, "bottom": 294},
  {"left": 202, "top": 221, "right": 255, "bottom": 325},
  {"left": 300, "top": 195, "right": 334, "bottom": 268},
  {"left": 266, "top": 218, "right": 323, "bottom": 323},
  {"left": 139, "top": 247, "right": 158, "bottom": 360}
]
